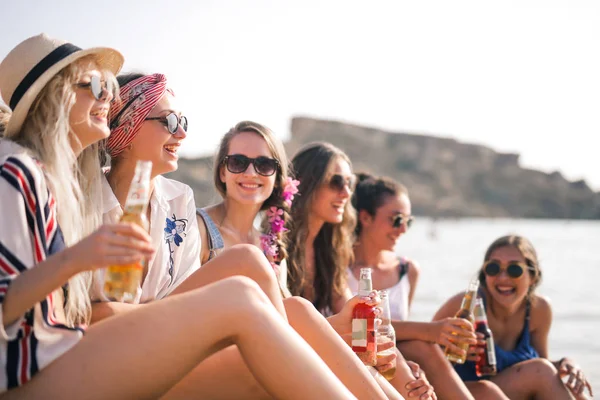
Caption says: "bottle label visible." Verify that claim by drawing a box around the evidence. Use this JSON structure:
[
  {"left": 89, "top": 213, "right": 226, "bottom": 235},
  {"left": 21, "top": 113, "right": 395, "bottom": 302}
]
[
  {"left": 352, "top": 319, "right": 368, "bottom": 347},
  {"left": 486, "top": 336, "right": 496, "bottom": 365}
]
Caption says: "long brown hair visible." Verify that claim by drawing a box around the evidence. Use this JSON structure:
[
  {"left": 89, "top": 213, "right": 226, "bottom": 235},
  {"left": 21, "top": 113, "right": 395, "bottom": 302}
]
[
  {"left": 288, "top": 142, "right": 356, "bottom": 312},
  {"left": 478, "top": 235, "right": 542, "bottom": 300},
  {"left": 213, "top": 121, "right": 291, "bottom": 262}
]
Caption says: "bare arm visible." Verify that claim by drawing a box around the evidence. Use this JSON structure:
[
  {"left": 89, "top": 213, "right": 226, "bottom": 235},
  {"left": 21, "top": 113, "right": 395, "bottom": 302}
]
[
  {"left": 331, "top": 283, "right": 353, "bottom": 315},
  {"left": 529, "top": 295, "right": 553, "bottom": 359},
  {"left": 391, "top": 320, "right": 438, "bottom": 342},
  {"left": 406, "top": 259, "right": 420, "bottom": 310},
  {"left": 3, "top": 224, "right": 153, "bottom": 328},
  {"left": 432, "top": 292, "right": 464, "bottom": 321}
]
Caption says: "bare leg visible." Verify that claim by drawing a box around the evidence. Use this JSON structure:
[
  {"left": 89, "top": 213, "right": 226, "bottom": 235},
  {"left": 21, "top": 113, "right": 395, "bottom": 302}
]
[
  {"left": 5, "top": 277, "right": 354, "bottom": 400},
  {"left": 284, "top": 296, "right": 401, "bottom": 400},
  {"left": 397, "top": 340, "right": 475, "bottom": 400},
  {"left": 162, "top": 344, "right": 273, "bottom": 400},
  {"left": 465, "top": 381, "right": 510, "bottom": 400},
  {"left": 489, "top": 358, "right": 573, "bottom": 400},
  {"left": 171, "top": 244, "right": 287, "bottom": 320}
]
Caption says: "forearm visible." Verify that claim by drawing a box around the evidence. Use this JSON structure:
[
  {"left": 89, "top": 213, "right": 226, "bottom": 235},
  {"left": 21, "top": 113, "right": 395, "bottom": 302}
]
[
  {"left": 2, "top": 248, "right": 79, "bottom": 326},
  {"left": 91, "top": 301, "right": 141, "bottom": 324},
  {"left": 392, "top": 320, "right": 435, "bottom": 342},
  {"left": 381, "top": 351, "right": 415, "bottom": 399}
]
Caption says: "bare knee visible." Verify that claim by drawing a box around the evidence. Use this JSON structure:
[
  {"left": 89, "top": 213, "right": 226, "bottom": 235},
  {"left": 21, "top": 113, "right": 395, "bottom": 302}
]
[
  {"left": 283, "top": 296, "right": 319, "bottom": 321},
  {"left": 520, "top": 358, "right": 559, "bottom": 379},
  {"left": 227, "top": 244, "right": 276, "bottom": 282},
  {"left": 213, "top": 276, "right": 270, "bottom": 312}
]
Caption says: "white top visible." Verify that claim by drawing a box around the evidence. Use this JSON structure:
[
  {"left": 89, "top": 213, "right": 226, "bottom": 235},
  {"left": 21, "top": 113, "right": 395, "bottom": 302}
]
[
  {"left": 91, "top": 174, "right": 201, "bottom": 303},
  {"left": 346, "top": 262, "right": 411, "bottom": 321},
  {"left": 0, "top": 140, "right": 83, "bottom": 392}
]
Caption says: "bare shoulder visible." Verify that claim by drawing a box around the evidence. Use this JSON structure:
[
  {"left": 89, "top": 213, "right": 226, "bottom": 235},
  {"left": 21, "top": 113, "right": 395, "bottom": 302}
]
[
  {"left": 432, "top": 291, "right": 464, "bottom": 321},
  {"left": 404, "top": 258, "right": 421, "bottom": 277},
  {"left": 530, "top": 294, "right": 553, "bottom": 330}
]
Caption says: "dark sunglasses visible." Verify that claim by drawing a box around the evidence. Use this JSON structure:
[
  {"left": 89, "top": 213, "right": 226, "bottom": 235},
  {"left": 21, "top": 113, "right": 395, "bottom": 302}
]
[
  {"left": 483, "top": 260, "right": 533, "bottom": 279},
  {"left": 145, "top": 113, "right": 188, "bottom": 134},
  {"left": 390, "top": 213, "right": 414, "bottom": 229},
  {"left": 328, "top": 174, "right": 356, "bottom": 192},
  {"left": 75, "top": 75, "right": 113, "bottom": 100},
  {"left": 223, "top": 154, "right": 279, "bottom": 177}
]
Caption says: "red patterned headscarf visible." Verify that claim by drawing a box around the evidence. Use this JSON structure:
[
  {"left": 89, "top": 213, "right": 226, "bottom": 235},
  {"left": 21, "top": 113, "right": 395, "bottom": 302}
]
[{"left": 107, "top": 73, "right": 174, "bottom": 157}]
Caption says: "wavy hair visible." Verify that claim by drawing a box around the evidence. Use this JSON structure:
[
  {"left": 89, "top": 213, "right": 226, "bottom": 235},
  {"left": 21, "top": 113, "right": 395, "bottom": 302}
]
[
  {"left": 5, "top": 55, "right": 117, "bottom": 326},
  {"left": 478, "top": 235, "right": 542, "bottom": 300},
  {"left": 288, "top": 142, "right": 357, "bottom": 312},
  {"left": 213, "top": 121, "right": 291, "bottom": 262},
  {"left": 352, "top": 172, "right": 408, "bottom": 237}
]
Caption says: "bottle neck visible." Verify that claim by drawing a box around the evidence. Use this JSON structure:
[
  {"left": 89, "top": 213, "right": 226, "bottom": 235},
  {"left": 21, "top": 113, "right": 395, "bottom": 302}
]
[{"left": 357, "top": 277, "right": 372, "bottom": 297}]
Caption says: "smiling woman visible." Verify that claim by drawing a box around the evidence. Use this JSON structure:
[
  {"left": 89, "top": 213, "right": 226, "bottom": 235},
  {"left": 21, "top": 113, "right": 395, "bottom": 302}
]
[
  {"left": 434, "top": 235, "right": 594, "bottom": 399},
  {"left": 89, "top": 72, "right": 202, "bottom": 309}
]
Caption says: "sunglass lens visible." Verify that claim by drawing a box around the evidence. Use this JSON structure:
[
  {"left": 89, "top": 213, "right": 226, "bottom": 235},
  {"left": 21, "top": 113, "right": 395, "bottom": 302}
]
[
  {"left": 254, "top": 157, "right": 277, "bottom": 176},
  {"left": 507, "top": 263, "right": 524, "bottom": 278},
  {"left": 90, "top": 76, "right": 102, "bottom": 100},
  {"left": 180, "top": 116, "right": 188, "bottom": 132},
  {"left": 485, "top": 262, "right": 501, "bottom": 276},
  {"left": 227, "top": 155, "right": 249, "bottom": 173},
  {"left": 165, "top": 114, "right": 178, "bottom": 134},
  {"left": 329, "top": 175, "right": 345, "bottom": 191}
]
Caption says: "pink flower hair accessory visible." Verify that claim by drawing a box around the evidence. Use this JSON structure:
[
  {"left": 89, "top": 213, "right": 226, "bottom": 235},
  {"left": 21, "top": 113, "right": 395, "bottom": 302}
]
[{"left": 261, "top": 177, "right": 300, "bottom": 269}]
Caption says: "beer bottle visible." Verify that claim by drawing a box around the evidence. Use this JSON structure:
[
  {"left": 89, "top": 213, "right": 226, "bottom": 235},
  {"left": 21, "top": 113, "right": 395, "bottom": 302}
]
[
  {"left": 352, "top": 268, "right": 377, "bottom": 366},
  {"left": 444, "top": 278, "right": 479, "bottom": 364},
  {"left": 103, "top": 160, "right": 152, "bottom": 303},
  {"left": 474, "top": 298, "right": 497, "bottom": 377}
]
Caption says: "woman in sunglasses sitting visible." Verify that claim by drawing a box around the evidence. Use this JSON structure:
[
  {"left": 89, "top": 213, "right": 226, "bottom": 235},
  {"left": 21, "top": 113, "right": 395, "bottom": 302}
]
[
  {"left": 191, "top": 121, "right": 406, "bottom": 400},
  {"left": 434, "top": 235, "right": 593, "bottom": 400},
  {"left": 288, "top": 142, "right": 437, "bottom": 399},
  {"left": 348, "top": 173, "right": 510, "bottom": 399},
  {"left": 90, "top": 72, "right": 203, "bottom": 316}
]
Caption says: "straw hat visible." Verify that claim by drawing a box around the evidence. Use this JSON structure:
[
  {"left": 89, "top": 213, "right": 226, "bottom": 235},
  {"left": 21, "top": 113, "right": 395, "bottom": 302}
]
[{"left": 0, "top": 33, "right": 124, "bottom": 136}]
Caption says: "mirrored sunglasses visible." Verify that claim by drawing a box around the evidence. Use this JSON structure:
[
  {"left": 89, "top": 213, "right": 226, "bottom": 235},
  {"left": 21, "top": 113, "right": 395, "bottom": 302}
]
[
  {"left": 223, "top": 154, "right": 279, "bottom": 177},
  {"left": 145, "top": 113, "right": 188, "bottom": 134},
  {"left": 75, "top": 75, "right": 113, "bottom": 100}
]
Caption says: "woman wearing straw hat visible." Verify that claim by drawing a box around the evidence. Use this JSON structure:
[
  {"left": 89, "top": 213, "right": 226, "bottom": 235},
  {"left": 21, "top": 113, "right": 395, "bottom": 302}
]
[{"left": 0, "top": 33, "right": 358, "bottom": 399}]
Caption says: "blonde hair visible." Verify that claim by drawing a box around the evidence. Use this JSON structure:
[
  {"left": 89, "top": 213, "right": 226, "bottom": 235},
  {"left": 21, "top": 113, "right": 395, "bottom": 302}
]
[
  {"left": 213, "top": 121, "right": 291, "bottom": 262},
  {"left": 5, "top": 55, "right": 117, "bottom": 326},
  {"left": 0, "top": 105, "right": 10, "bottom": 136}
]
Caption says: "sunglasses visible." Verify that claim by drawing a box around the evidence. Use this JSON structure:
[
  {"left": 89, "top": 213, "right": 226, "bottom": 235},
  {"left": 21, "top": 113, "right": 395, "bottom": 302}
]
[
  {"left": 483, "top": 260, "right": 533, "bottom": 279},
  {"left": 75, "top": 75, "right": 113, "bottom": 100},
  {"left": 223, "top": 154, "right": 279, "bottom": 177},
  {"left": 390, "top": 213, "right": 414, "bottom": 229},
  {"left": 145, "top": 113, "right": 188, "bottom": 134},
  {"left": 328, "top": 174, "right": 356, "bottom": 192}
]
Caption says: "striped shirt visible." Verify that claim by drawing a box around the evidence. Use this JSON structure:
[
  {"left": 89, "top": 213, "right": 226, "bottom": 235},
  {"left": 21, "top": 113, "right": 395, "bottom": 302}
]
[{"left": 0, "top": 140, "right": 83, "bottom": 393}]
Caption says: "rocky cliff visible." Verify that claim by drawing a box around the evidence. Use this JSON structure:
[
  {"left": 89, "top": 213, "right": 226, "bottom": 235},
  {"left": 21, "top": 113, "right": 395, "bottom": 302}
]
[{"left": 167, "top": 117, "right": 600, "bottom": 219}]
